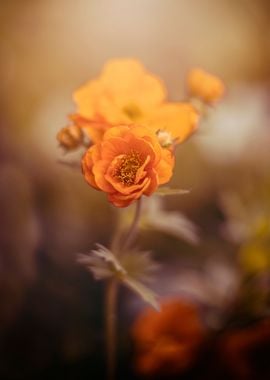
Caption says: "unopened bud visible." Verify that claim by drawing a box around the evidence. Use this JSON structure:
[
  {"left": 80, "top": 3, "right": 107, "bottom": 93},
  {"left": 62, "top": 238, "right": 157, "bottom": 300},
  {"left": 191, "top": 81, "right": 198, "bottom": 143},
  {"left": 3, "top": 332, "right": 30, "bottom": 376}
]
[
  {"left": 187, "top": 68, "right": 225, "bottom": 104},
  {"left": 57, "top": 125, "right": 83, "bottom": 150}
]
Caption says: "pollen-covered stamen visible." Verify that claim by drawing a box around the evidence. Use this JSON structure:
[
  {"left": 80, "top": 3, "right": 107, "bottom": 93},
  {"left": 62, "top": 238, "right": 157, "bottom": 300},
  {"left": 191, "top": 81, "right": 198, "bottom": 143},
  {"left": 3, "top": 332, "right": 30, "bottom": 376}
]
[{"left": 114, "top": 151, "right": 143, "bottom": 186}]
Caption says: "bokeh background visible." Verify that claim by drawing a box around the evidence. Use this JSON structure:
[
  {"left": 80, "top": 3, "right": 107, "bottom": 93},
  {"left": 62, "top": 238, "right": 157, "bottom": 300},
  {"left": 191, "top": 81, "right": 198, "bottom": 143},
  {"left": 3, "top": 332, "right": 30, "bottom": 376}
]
[{"left": 0, "top": 0, "right": 270, "bottom": 379}]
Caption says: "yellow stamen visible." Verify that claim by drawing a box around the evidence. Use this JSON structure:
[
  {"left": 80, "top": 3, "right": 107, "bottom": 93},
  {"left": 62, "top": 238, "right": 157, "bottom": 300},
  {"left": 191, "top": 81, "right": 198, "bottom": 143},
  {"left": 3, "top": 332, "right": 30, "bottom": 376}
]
[{"left": 114, "top": 151, "right": 142, "bottom": 186}]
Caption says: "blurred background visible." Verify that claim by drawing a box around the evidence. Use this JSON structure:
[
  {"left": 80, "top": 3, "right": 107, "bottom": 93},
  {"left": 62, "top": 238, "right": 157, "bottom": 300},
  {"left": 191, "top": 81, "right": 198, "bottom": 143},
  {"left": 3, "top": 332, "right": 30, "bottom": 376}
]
[{"left": 0, "top": 0, "right": 270, "bottom": 379}]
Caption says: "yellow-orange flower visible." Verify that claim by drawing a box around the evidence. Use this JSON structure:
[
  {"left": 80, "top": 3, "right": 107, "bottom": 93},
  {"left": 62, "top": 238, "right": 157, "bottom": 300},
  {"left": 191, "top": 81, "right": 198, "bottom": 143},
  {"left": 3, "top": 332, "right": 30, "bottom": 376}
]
[
  {"left": 70, "top": 113, "right": 109, "bottom": 144},
  {"left": 81, "top": 125, "right": 174, "bottom": 207},
  {"left": 72, "top": 59, "right": 198, "bottom": 144},
  {"left": 148, "top": 102, "right": 199, "bottom": 143},
  {"left": 132, "top": 298, "right": 206, "bottom": 376},
  {"left": 73, "top": 59, "right": 165, "bottom": 131},
  {"left": 187, "top": 68, "right": 225, "bottom": 104}
]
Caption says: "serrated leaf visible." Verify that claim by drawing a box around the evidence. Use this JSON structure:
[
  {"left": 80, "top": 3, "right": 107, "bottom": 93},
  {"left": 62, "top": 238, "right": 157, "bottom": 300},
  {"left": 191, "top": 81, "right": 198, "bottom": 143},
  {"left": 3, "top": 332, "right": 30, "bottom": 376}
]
[
  {"left": 155, "top": 187, "right": 190, "bottom": 196},
  {"left": 77, "top": 244, "right": 126, "bottom": 280},
  {"left": 120, "top": 250, "right": 159, "bottom": 283},
  {"left": 78, "top": 244, "right": 160, "bottom": 309},
  {"left": 142, "top": 197, "right": 199, "bottom": 245},
  {"left": 92, "top": 244, "right": 126, "bottom": 274},
  {"left": 123, "top": 276, "right": 160, "bottom": 311},
  {"left": 146, "top": 211, "right": 199, "bottom": 245},
  {"left": 119, "top": 197, "right": 199, "bottom": 245}
]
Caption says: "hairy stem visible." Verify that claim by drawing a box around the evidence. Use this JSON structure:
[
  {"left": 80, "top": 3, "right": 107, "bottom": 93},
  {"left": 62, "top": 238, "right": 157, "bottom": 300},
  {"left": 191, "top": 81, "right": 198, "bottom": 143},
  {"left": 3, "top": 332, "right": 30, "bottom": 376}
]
[
  {"left": 105, "top": 198, "right": 142, "bottom": 379},
  {"left": 122, "top": 198, "right": 142, "bottom": 250}
]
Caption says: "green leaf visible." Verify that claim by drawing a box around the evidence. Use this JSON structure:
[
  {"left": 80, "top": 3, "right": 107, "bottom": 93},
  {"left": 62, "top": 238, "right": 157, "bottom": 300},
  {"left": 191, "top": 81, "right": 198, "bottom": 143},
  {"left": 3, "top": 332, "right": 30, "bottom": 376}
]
[{"left": 155, "top": 187, "right": 190, "bottom": 196}]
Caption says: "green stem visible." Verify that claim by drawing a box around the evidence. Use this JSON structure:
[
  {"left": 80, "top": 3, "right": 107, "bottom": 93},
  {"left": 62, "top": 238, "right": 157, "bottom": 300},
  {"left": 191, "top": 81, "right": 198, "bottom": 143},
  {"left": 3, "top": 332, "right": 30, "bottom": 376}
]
[
  {"left": 105, "top": 279, "right": 118, "bottom": 380},
  {"left": 105, "top": 198, "right": 143, "bottom": 379},
  {"left": 122, "top": 198, "right": 142, "bottom": 250}
]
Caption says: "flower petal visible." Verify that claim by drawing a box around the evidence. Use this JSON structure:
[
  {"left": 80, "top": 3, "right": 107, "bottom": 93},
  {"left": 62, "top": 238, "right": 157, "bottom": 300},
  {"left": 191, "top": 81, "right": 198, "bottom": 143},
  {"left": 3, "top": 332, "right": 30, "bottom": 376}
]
[{"left": 147, "top": 103, "right": 199, "bottom": 143}]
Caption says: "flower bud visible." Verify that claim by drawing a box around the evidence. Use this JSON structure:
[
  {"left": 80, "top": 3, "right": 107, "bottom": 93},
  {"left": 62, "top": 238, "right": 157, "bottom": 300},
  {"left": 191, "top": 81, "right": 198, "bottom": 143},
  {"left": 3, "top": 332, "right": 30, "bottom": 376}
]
[
  {"left": 57, "top": 125, "right": 83, "bottom": 150},
  {"left": 187, "top": 68, "right": 225, "bottom": 104}
]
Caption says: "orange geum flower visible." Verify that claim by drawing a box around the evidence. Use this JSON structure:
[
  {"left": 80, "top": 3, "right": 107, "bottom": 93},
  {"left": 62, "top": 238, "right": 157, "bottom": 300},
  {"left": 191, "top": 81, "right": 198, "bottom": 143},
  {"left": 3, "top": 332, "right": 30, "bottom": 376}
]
[
  {"left": 72, "top": 59, "right": 199, "bottom": 145},
  {"left": 148, "top": 102, "right": 199, "bottom": 144},
  {"left": 187, "top": 68, "right": 225, "bottom": 104},
  {"left": 69, "top": 113, "right": 109, "bottom": 144},
  {"left": 219, "top": 319, "right": 270, "bottom": 379},
  {"left": 81, "top": 125, "right": 175, "bottom": 207},
  {"left": 73, "top": 59, "right": 166, "bottom": 141},
  {"left": 132, "top": 298, "right": 206, "bottom": 376}
]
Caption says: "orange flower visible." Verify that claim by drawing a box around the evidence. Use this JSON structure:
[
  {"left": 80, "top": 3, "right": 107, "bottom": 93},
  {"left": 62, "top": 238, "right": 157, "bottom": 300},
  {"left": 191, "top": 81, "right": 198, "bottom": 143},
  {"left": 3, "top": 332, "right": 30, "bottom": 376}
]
[
  {"left": 81, "top": 125, "right": 174, "bottom": 207},
  {"left": 70, "top": 113, "right": 109, "bottom": 144},
  {"left": 148, "top": 102, "right": 199, "bottom": 143},
  {"left": 132, "top": 298, "right": 206, "bottom": 376},
  {"left": 72, "top": 59, "right": 198, "bottom": 144},
  {"left": 219, "top": 319, "right": 270, "bottom": 379},
  {"left": 187, "top": 68, "right": 225, "bottom": 104},
  {"left": 73, "top": 59, "right": 165, "bottom": 138}
]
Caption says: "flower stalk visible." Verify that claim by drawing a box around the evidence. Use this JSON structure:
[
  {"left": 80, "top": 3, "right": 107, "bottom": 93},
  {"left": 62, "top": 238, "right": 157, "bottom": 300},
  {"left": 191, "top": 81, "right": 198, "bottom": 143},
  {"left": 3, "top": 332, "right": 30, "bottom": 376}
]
[
  {"left": 105, "top": 199, "right": 142, "bottom": 379},
  {"left": 122, "top": 198, "right": 142, "bottom": 250}
]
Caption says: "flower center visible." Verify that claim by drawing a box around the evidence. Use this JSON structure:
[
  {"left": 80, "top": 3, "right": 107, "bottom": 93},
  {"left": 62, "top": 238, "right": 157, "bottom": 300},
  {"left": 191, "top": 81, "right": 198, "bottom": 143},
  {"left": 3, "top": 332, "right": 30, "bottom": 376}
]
[
  {"left": 122, "top": 103, "right": 142, "bottom": 121},
  {"left": 114, "top": 151, "right": 142, "bottom": 186}
]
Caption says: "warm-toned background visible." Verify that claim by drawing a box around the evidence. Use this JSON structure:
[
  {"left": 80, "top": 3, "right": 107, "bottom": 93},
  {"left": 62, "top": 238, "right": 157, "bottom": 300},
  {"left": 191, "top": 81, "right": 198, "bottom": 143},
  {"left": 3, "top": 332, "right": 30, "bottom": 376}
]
[{"left": 0, "top": 1, "right": 270, "bottom": 379}]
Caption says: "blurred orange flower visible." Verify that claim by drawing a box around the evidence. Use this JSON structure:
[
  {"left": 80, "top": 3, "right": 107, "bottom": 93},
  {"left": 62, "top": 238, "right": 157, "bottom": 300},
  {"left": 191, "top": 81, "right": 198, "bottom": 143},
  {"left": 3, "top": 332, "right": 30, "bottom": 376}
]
[
  {"left": 132, "top": 298, "right": 206, "bottom": 376},
  {"left": 148, "top": 102, "right": 199, "bottom": 144},
  {"left": 72, "top": 59, "right": 198, "bottom": 144},
  {"left": 219, "top": 319, "right": 270, "bottom": 379},
  {"left": 82, "top": 125, "right": 174, "bottom": 207},
  {"left": 69, "top": 113, "right": 108, "bottom": 144},
  {"left": 73, "top": 59, "right": 165, "bottom": 136},
  {"left": 187, "top": 68, "right": 225, "bottom": 104}
]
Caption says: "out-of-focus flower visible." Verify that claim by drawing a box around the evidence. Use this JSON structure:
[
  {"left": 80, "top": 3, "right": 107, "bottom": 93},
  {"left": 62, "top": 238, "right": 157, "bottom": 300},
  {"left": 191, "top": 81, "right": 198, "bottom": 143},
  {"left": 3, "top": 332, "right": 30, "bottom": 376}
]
[
  {"left": 219, "top": 319, "right": 270, "bottom": 379},
  {"left": 82, "top": 125, "right": 175, "bottom": 207},
  {"left": 72, "top": 59, "right": 198, "bottom": 144},
  {"left": 221, "top": 181, "right": 270, "bottom": 318},
  {"left": 159, "top": 258, "right": 240, "bottom": 329},
  {"left": 57, "top": 124, "right": 84, "bottom": 150},
  {"left": 73, "top": 59, "right": 165, "bottom": 139},
  {"left": 148, "top": 102, "right": 199, "bottom": 143},
  {"left": 187, "top": 68, "right": 225, "bottom": 104},
  {"left": 239, "top": 240, "right": 270, "bottom": 275},
  {"left": 221, "top": 183, "right": 270, "bottom": 277},
  {"left": 69, "top": 113, "right": 108, "bottom": 145},
  {"left": 132, "top": 298, "right": 206, "bottom": 376},
  {"left": 195, "top": 85, "right": 269, "bottom": 163}
]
